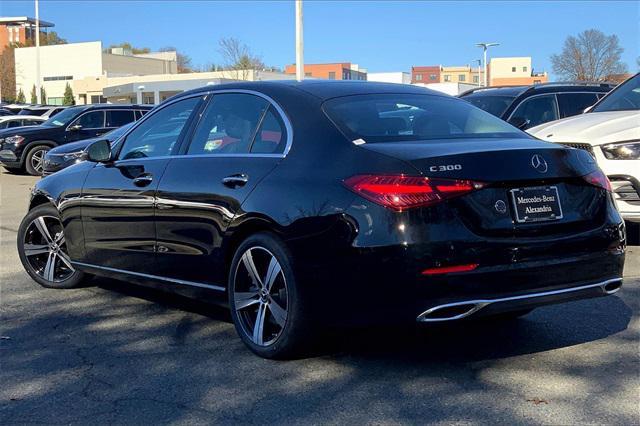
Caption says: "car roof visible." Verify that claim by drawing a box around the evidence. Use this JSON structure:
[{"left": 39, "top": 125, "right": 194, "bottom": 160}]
[
  {"left": 460, "top": 82, "right": 615, "bottom": 98},
  {"left": 0, "top": 115, "right": 46, "bottom": 121},
  {"left": 81, "top": 104, "right": 152, "bottom": 110},
  {"left": 177, "top": 80, "right": 448, "bottom": 102}
]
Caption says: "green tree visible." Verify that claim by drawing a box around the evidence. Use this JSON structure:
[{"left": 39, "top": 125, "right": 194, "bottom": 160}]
[
  {"left": 16, "top": 88, "right": 26, "bottom": 103},
  {"left": 62, "top": 83, "right": 75, "bottom": 106},
  {"left": 30, "top": 84, "right": 37, "bottom": 104},
  {"left": 40, "top": 86, "right": 47, "bottom": 104},
  {"left": 107, "top": 42, "right": 150, "bottom": 55}
]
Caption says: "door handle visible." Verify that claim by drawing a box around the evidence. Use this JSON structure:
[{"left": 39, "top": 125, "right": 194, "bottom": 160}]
[
  {"left": 222, "top": 173, "right": 249, "bottom": 188},
  {"left": 133, "top": 173, "right": 153, "bottom": 187}
]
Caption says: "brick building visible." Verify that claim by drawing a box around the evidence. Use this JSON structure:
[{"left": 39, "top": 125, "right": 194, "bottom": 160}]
[
  {"left": 285, "top": 62, "right": 367, "bottom": 80},
  {"left": 0, "top": 17, "right": 54, "bottom": 53}
]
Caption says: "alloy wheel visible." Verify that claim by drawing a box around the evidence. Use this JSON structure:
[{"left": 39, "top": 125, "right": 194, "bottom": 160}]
[
  {"left": 233, "top": 247, "right": 288, "bottom": 346},
  {"left": 22, "top": 215, "right": 75, "bottom": 283},
  {"left": 30, "top": 149, "right": 47, "bottom": 174}
]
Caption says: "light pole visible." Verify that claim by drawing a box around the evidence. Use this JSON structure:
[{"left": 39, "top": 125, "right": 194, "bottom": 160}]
[
  {"left": 474, "top": 59, "right": 482, "bottom": 86},
  {"left": 476, "top": 42, "right": 499, "bottom": 87},
  {"left": 295, "top": 0, "right": 304, "bottom": 81},
  {"left": 35, "top": 0, "right": 42, "bottom": 104}
]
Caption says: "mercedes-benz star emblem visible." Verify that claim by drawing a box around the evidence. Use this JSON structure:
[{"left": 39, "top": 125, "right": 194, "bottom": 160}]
[
  {"left": 531, "top": 154, "right": 548, "bottom": 173},
  {"left": 494, "top": 200, "right": 507, "bottom": 214}
]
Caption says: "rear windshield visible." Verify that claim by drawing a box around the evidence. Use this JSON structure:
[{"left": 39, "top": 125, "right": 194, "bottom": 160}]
[
  {"left": 323, "top": 94, "right": 525, "bottom": 143},
  {"left": 460, "top": 94, "right": 515, "bottom": 117}
]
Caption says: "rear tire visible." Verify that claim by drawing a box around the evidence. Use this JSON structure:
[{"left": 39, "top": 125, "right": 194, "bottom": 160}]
[
  {"left": 17, "top": 204, "right": 85, "bottom": 289},
  {"left": 228, "top": 232, "right": 313, "bottom": 359},
  {"left": 24, "top": 145, "right": 50, "bottom": 176}
]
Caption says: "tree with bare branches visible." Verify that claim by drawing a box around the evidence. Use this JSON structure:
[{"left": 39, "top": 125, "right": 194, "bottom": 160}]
[
  {"left": 218, "top": 37, "right": 265, "bottom": 80},
  {"left": 551, "top": 29, "right": 628, "bottom": 81},
  {"left": 159, "top": 46, "right": 193, "bottom": 73}
]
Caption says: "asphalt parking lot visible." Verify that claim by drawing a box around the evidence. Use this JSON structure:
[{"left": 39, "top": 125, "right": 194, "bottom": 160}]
[{"left": 1, "top": 171, "right": 638, "bottom": 425}]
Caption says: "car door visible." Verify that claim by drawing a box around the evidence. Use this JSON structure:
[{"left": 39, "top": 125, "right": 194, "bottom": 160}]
[
  {"left": 154, "top": 92, "right": 290, "bottom": 286},
  {"left": 81, "top": 95, "right": 203, "bottom": 274},
  {"left": 508, "top": 94, "right": 559, "bottom": 129},
  {"left": 66, "top": 110, "right": 107, "bottom": 142}
]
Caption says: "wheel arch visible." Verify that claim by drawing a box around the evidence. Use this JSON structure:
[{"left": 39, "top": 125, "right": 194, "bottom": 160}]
[
  {"left": 223, "top": 216, "right": 283, "bottom": 281},
  {"left": 20, "top": 140, "right": 58, "bottom": 165}
]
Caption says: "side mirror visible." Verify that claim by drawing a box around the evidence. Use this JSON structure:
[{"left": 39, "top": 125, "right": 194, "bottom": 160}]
[
  {"left": 68, "top": 124, "right": 82, "bottom": 131},
  {"left": 87, "top": 139, "right": 111, "bottom": 163},
  {"left": 509, "top": 116, "right": 531, "bottom": 130}
]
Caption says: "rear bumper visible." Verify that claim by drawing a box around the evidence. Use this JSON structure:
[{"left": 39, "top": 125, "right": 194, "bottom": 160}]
[{"left": 417, "top": 277, "right": 622, "bottom": 322}]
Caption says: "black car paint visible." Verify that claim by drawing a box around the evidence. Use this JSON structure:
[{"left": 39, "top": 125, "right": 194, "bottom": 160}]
[
  {"left": 28, "top": 81, "right": 625, "bottom": 325},
  {"left": 0, "top": 104, "right": 151, "bottom": 169}
]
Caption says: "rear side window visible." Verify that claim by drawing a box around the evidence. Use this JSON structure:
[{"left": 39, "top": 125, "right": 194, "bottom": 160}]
[
  {"left": 73, "top": 111, "right": 105, "bottom": 129},
  {"left": 106, "top": 110, "right": 135, "bottom": 128},
  {"left": 557, "top": 93, "right": 599, "bottom": 118},
  {"left": 510, "top": 95, "right": 558, "bottom": 129},
  {"left": 251, "top": 106, "right": 287, "bottom": 154},
  {"left": 8, "top": 120, "right": 22, "bottom": 128},
  {"left": 324, "top": 94, "right": 524, "bottom": 143},
  {"left": 187, "top": 93, "right": 269, "bottom": 155},
  {"left": 118, "top": 97, "right": 200, "bottom": 160}
]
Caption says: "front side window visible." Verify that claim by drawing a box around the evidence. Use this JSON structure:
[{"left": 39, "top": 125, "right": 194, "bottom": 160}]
[
  {"left": 187, "top": 93, "right": 269, "bottom": 155},
  {"left": 557, "top": 93, "right": 599, "bottom": 118},
  {"left": 323, "top": 94, "right": 525, "bottom": 143},
  {"left": 106, "top": 110, "right": 135, "bottom": 128},
  {"left": 72, "top": 111, "right": 105, "bottom": 129},
  {"left": 510, "top": 95, "right": 559, "bottom": 128},
  {"left": 118, "top": 97, "right": 200, "bottom": 160},
  {"left": 592, "top": 74, "right": 640, "bottom": 113}
]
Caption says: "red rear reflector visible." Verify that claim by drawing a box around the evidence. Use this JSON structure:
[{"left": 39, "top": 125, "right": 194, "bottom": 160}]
[
  {"left": 344, "top": 175, "right": 484, "bottom": 211},
  {"left": 421, "top": 263, "right": 479, "bottom": 276},
  {"left": 583, "top": 169, "right": 612, "bottom": 192}
]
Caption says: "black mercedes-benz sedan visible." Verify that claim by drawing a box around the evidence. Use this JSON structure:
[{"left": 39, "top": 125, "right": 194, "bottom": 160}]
[{"left": 17, "top": 81, "right": 626, "bottom": 359}]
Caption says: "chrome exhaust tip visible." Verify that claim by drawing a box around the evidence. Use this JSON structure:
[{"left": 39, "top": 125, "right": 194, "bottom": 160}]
[
  {"left": 602, "top": 279, "right": 623, "bottom": 294},
  {"left": 417, "top": 301, "right": 488, "bottom": 322}
]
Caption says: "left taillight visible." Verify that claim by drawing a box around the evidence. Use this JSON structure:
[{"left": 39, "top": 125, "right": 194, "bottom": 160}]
[
  {"left": 583, "top": 169, "right": 612, "bottom": 192},
  {"left": 343, "top": 174, "right": 485, "bottom": 212}
]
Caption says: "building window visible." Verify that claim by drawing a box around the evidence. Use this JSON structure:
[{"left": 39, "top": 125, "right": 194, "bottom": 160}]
[
  {"left": 533, "top": 80, "right": 541, "bottom": 84},
  {"left": 47, "top": 97, "right": 64, "bottom": 106},
  {"left": 473, "top": 75, "right": 479, "bottom": 83},
  {"left": 328, "top": 71, "right": 336, "bottom": 80},
  {"left": 459, "top": 74, "right": 466, "bottom": 82},
  {"left": 429, "top": 74, "right": 437, "bottom": 81},
  {"left": 512, "top": 67, "right": 516, "bottom": 72},
  {"left": 415, "top": 74, "right": 423, "bottom": 81},
  {"left": 90, "top": 95, "right": 107, "bottom": 104},
  {"left": 43, "top": 76, "right": 73, "bottom": 82},
  {"left": 305, "top": 72, "right": 312, "bottom": 77},
  {"left": 523, "top": 66, "right": 528, "bottom": 72},
  {"left": 444, "top": 75, "right": 451, "bottom": 82}
]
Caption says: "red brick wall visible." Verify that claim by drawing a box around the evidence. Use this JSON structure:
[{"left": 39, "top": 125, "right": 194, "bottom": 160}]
[{"left": 411, "top": 66, "right": 440, "bottom": 84}]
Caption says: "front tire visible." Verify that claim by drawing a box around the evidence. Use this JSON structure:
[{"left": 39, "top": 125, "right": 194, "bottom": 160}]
[
  {"left": 24, "top": 145, "right": 50, "bottom": 176},
  {"left": 228, "top": 232, "right": 312, "bottom": 359},
  {"left": 17, "top": 204, "right": 85, "bottom": 289}
]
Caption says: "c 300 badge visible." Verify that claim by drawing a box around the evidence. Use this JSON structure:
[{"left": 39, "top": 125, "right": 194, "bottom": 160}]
[{"left": 429, "top": 164, "right": 462, "bottom": 172}]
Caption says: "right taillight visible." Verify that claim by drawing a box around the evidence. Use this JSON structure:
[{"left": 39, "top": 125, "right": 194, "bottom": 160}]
[
  {"left": 343, "top": 174, "right": 485, "bottom": 212},
  {"left": 583, "top": 169, "right": 612, "bottom": 192}
]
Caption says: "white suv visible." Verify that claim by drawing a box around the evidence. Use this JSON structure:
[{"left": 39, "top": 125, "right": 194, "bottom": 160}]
[{"left": 528, "top": 74, "right": 640, "bottom": 224}]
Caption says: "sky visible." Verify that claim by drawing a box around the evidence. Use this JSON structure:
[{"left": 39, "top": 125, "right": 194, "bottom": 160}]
[{"left": 1, "top": 0, "right": 638, "bottom": 78}]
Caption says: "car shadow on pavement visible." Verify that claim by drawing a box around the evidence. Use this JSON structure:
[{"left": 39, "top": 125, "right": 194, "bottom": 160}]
[{"left": 1, "top": 272, "right": 637, "bottom": 424}]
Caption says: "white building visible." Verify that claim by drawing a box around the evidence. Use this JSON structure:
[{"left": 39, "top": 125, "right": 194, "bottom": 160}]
[
  {"left": 14, "top": 41, "right": 177, "bottom": 104},
  {"left": 367, "top": 72, "right": 411, "bottom": 85},
  {"left": 100, "top": 70, "right": 295, "bottom": 104}
]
